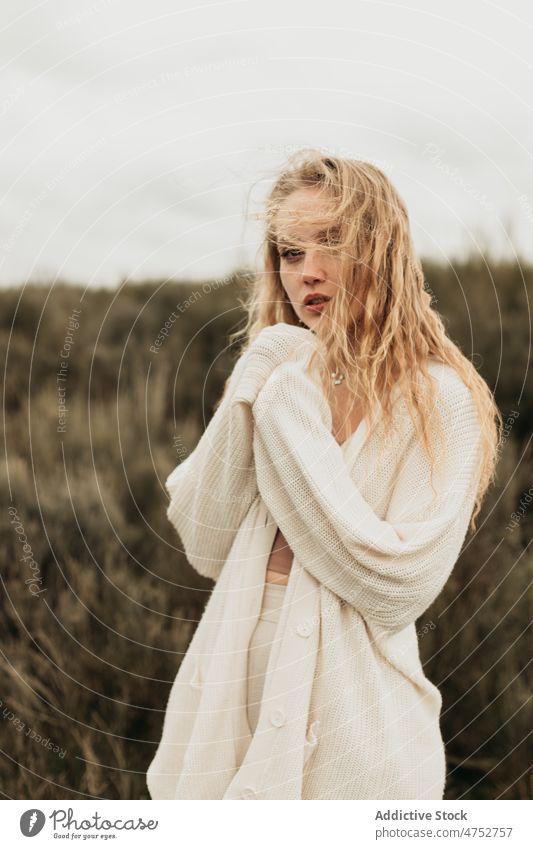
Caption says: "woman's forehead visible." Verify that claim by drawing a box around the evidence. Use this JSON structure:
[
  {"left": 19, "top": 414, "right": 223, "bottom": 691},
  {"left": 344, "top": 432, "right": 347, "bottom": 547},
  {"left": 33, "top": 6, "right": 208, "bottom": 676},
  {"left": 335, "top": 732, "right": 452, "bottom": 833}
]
[
  {"left": 276, "top": 226, "right": 334, "bottom": 246},
  {"left": 276, "top": 187, "right": 334, "bottom": 217},
  {"left": 274, "top": 197, "right": 339, "bottom": 242}
]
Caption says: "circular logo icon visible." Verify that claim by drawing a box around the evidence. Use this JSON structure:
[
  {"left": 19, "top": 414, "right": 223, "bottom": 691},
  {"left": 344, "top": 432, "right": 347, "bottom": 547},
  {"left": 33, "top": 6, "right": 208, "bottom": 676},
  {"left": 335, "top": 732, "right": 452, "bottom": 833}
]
[{"left": 20, "top": 809, "right": 46, "bottom": 837}]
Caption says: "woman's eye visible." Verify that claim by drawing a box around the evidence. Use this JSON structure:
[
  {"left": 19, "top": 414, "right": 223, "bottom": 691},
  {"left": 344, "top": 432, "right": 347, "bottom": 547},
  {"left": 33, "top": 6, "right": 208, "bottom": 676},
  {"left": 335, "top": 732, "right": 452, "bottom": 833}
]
[{"left": 280, "top": 249, "right": 302, "bottom": 261}]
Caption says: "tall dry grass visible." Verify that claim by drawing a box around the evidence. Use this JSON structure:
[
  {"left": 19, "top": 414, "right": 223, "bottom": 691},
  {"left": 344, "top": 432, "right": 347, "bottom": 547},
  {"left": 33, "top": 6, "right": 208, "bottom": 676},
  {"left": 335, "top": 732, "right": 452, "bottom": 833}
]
[{"left": 0, "top": 260, "right": 531, "bottom": 799}]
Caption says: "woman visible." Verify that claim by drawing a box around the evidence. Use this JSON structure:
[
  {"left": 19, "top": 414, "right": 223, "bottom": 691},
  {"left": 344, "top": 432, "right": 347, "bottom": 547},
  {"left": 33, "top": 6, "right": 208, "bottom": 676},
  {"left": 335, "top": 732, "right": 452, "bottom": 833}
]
[{"left": 146, "top": 151, "right": 502, "bottom": 800}]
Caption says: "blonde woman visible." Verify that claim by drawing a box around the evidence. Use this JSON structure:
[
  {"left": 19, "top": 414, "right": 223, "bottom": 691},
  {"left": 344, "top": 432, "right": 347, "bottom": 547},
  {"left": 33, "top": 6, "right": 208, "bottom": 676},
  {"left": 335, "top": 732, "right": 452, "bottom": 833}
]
[{"left": 147, "top": 151, "right": 502, "bottom": 800}]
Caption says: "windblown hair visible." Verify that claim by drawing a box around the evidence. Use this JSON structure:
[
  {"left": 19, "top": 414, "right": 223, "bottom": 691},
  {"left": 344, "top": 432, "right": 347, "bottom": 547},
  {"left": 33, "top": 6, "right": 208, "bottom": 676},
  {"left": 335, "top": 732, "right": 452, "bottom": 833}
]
[{"left": 226, "top": 149, "right": 502, "bottom": 532}]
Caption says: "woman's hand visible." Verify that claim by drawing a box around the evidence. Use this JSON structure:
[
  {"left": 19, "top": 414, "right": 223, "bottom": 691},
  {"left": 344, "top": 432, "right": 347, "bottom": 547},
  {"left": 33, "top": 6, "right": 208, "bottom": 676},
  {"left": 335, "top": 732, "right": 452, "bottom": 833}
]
[
  {"left": 243, "top": 323, "right": 363, "bottom": 445},
  {"left": 232, "top": 322, "right": 322, "bottom": 406},
  {"left": 248, "top": 322, "right": 319, "bottom": 363}
]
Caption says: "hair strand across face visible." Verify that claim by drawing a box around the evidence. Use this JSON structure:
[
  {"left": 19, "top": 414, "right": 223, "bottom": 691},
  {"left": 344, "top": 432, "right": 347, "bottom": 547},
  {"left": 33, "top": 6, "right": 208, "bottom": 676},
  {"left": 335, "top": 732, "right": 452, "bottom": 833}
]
[{"left": 224, "top": 149, "right": 503, "bottom": 532}]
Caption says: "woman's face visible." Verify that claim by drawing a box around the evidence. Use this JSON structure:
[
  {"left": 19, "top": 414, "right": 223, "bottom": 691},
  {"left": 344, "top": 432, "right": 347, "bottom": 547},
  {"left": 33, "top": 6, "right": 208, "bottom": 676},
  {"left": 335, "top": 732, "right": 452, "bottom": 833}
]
[{"left": 275, "top": 186, "right": 358, "bottom": 329}]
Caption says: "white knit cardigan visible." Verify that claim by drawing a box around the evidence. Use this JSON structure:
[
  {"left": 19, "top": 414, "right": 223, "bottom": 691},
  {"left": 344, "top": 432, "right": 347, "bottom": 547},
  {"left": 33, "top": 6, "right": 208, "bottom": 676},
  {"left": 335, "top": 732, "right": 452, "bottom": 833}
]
[{"left": 146, "top": 322, "right": 483, "bottom": 800}]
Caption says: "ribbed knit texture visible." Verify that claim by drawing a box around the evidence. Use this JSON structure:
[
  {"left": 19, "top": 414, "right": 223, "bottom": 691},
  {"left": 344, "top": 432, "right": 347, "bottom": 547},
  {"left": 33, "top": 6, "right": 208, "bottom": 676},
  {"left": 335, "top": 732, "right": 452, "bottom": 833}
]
[{"left": 147, "top": 323, "right": 483, "bottom": 800}]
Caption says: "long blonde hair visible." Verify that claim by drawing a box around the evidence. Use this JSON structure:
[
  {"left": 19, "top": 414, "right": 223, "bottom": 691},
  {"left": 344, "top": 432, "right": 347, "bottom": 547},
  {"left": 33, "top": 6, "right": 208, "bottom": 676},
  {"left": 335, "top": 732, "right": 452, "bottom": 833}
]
[{"left": 227, "top": 149, "right": 502, "bottom": 533}]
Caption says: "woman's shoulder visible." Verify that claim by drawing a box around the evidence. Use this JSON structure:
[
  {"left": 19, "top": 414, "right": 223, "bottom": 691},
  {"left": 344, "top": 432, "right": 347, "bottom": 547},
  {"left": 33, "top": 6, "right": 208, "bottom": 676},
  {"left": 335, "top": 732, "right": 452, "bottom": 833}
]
[
  {"left": 390, "top": 357, "right": 472, "bottom": 419},
  {"left": 421, "top": 357, "right": 482, "bottom": 453},
  {"left": 385, "top": 357, "right": 478, "bottom": 451},
  {"left": 425, "top": 356, "right": 476, "bottom": 408}
]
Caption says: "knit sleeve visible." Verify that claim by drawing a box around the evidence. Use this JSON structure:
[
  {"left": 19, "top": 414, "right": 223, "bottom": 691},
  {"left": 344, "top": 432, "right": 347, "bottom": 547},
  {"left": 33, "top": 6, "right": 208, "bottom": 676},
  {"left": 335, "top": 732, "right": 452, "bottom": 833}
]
[
  {"left": 252, "top": 356, "right": 483, "bottom": 632},
  {"left": 165, "top": 324, "right": 317, "bottom": 581}
]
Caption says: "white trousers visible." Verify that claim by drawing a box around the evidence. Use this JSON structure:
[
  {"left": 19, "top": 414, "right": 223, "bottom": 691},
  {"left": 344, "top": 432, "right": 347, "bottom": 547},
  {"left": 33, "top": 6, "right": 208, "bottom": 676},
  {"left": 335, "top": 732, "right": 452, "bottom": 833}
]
[{"left": 246, "top": 581, "right": 287, "bottom": 735}]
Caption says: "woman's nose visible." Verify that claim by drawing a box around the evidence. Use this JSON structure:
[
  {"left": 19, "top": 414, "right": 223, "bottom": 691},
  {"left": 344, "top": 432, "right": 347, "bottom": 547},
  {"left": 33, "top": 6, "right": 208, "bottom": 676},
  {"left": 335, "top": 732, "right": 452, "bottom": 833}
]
[{"left": 301, "top": 249, "right": 327, "bottom": 282}]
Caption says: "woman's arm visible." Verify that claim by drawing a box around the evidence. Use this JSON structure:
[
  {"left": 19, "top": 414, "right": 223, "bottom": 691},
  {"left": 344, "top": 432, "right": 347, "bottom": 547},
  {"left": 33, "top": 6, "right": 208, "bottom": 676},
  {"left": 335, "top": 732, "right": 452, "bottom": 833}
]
[
  {"left": 165, "top": 324, "right": 316, "bottom": 581},
  {"left": 251, "top": 348, "right": 483, "bottom": 631}
]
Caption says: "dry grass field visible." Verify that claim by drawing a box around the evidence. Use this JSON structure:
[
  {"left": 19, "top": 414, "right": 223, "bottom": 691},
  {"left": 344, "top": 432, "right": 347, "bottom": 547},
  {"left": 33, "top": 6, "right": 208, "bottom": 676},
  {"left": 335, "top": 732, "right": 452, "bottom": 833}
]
[{"left": 1, "top": 258, "right": 531, "bottom": 799}]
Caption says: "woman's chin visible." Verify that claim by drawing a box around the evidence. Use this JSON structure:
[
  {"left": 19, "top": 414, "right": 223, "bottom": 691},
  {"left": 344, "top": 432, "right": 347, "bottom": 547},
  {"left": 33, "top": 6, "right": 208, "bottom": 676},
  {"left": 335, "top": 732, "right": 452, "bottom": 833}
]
[{"left": 299, "top": 310, "right": 324, "bottom": 326}]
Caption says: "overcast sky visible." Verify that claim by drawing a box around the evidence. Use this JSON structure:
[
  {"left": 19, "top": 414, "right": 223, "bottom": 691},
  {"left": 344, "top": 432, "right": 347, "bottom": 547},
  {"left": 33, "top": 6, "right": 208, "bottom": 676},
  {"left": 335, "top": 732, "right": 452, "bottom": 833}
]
[{"left": 1, "top": 0, "right": 532, "bottom": 288}]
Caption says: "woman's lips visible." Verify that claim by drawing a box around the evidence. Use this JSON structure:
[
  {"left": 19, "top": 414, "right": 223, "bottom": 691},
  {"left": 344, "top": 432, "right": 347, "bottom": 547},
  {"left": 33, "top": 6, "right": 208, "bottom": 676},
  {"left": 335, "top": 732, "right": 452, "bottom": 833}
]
[{"left": 304, "top": 300, "right": 329, "bottom": 313}]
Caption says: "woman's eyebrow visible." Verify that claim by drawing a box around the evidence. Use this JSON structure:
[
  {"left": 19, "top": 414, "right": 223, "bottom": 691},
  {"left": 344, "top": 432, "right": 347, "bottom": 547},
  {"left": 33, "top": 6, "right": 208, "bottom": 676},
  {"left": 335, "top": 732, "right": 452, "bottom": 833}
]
[{"left": 276, "top": 228, "right": 330, "bottom": 246}]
